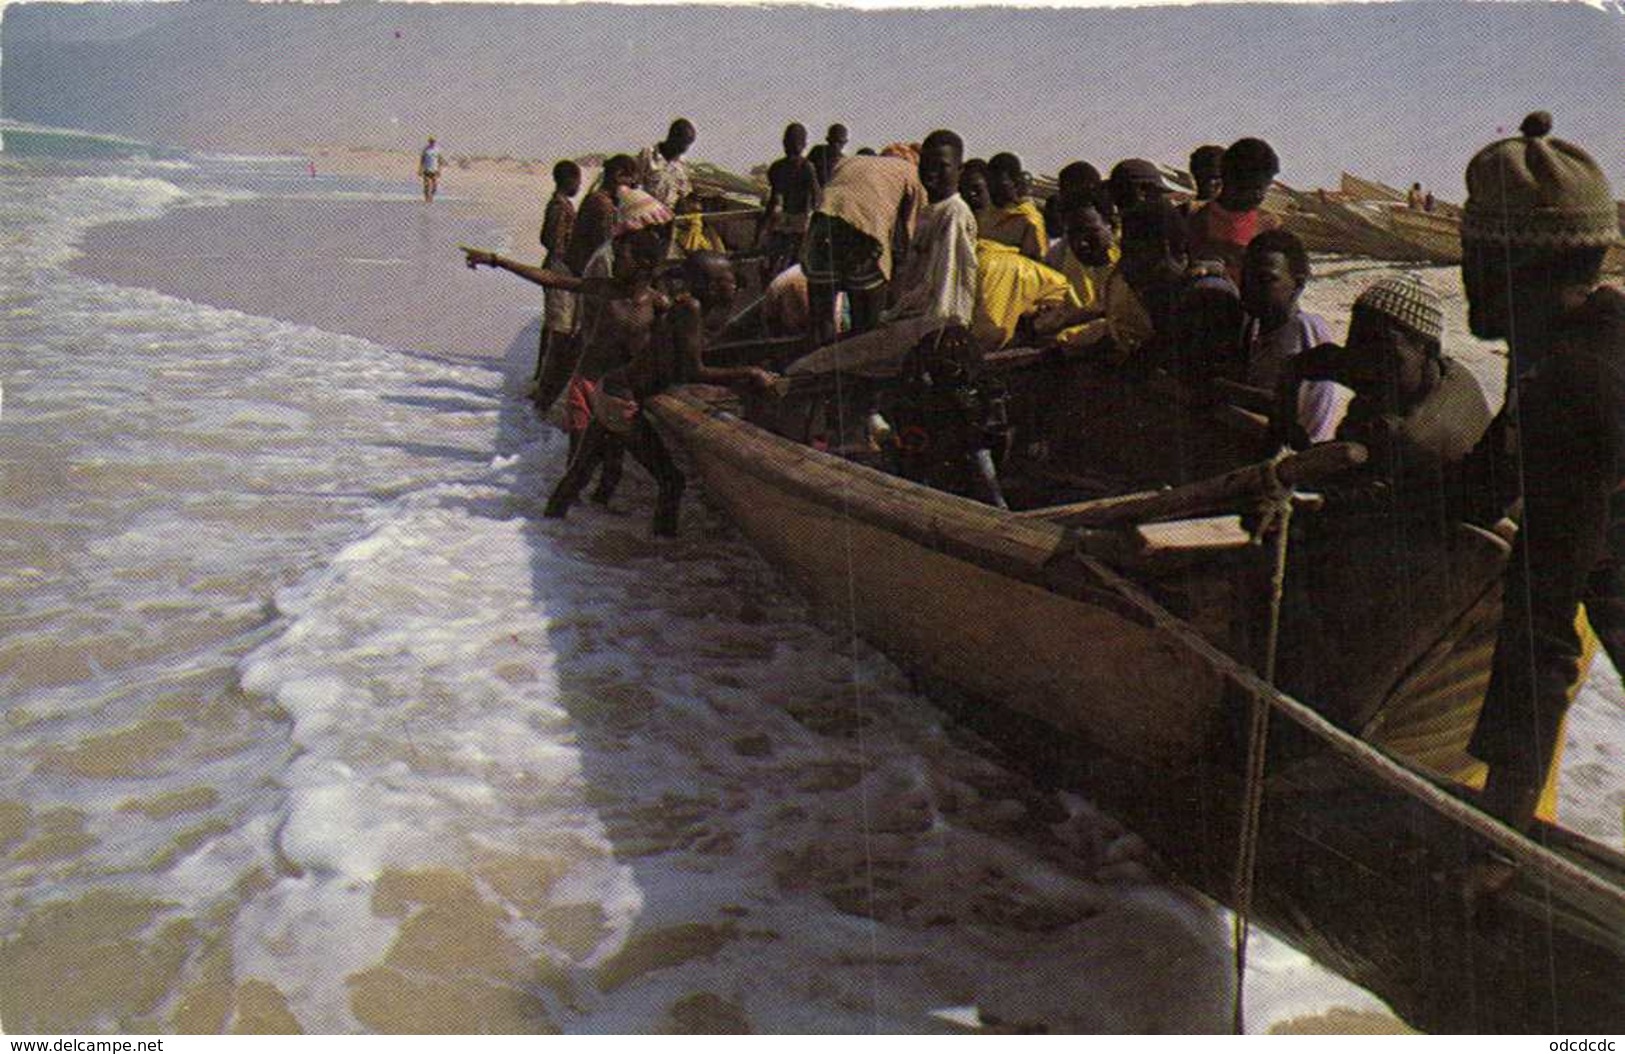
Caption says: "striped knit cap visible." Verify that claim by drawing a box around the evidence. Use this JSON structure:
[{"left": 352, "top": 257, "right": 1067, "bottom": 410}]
[
  {"left": 1462, "top": 112, "right": 1619, "bottom": 249},
  {"left": 1355, "top": 274, "right": 1445, "bottom": 343}
]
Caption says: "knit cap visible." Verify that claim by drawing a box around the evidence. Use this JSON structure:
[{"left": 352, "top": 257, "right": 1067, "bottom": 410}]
[
  {"left": 1462, "top": 112, "right": 1619, "bottom": 249},
  {"left": 1355, "top": 273, "right": 1445, "bottom": 343},
  {"left": 612, "top": 188, "right": 675, "bottom": 238}
]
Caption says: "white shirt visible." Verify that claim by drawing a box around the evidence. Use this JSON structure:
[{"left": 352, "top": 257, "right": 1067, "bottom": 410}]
[
  {"left": 637, "top": 144, "right": 692, "bottom": 210},
  {"left": 885, "top": 193, "right": 978, "bottom": 327}
]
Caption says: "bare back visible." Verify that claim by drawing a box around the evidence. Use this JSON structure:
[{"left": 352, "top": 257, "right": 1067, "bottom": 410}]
[{"left": 768, "top": 156, "right": 819, "bottom": 215}]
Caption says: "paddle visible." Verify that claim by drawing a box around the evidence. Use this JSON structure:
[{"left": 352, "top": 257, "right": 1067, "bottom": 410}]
[{"left": 1014, "top": 442, "right": 1368, "bottom": 529}]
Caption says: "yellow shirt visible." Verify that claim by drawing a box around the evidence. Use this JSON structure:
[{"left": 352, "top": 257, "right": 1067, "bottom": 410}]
[
  {"left": 972, "top": 240, "right": 1079, "bottom": 351},
  {"left": 1052, "top": 244, "right": 1122, "bottom": 349},
  {"left": 1058, "top": 243, "right": 1120, "bottom": 313},
  {"left": 1101, "top": 270, "right": 1154, "bottom": 361},
  {"left": 976, "top": 200, "right": 1048, "bottom": 260}
]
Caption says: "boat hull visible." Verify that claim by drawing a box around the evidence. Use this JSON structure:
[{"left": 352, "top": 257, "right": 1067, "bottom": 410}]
[
  {"left": 657, "top": 389, "right": 1228, "bottom": 765},
  {"left": 648, "top": 386, "right": 1625, "bottom": 1033}
]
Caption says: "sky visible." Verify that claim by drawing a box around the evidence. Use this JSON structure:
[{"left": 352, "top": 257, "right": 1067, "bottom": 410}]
[{"left": 3, "top": 0, "right": 1622, "bottom": 195}]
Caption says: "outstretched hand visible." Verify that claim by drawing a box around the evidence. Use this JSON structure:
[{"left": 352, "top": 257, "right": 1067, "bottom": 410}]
[{"left": 460, "top": 246, "right": 499, "bottom": 271}]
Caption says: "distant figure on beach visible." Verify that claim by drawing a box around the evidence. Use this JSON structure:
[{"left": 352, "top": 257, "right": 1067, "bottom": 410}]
[
  {"left": 978, "top": 152, "right": 1047, "bottom": 261},
  {"left": 534, "top": 159, "right": 582, "bottom": 385},
  {"left": 802, "top": 147, "right": 926, "bottom": 348},
  {"left": 1460, "top": 113, "right": 1625, "bottom": 838},
  {"left": 1187, "top": 137, "right": 1282, "bottom": 287},
  {"left": 637, "top": 119, "right": 696, "bottom": 212},
  {"left": 1407, "top": 182, "right": 1425, "bottom": 210},
  {"left": 419, "top": 137, "right": 442, "bottom": 203},
  {"left": 758, "top": 122, "right": 822, "bottom": 279}
]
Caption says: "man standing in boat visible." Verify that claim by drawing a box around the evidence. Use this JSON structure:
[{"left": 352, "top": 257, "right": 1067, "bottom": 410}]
[
  {"left": 637, "top": 119, "right": 697, "bottom": 212},
  {"left": 1462, "top": 113, "right": 1625, "bottom": 835},
  {"left": 788, "top": 129, "right": 976, "bottom": 376},
  {"left": 757, "top": 122, "right": 822, "bottom": 280},
  {"left": 801, "top": 140, "right": 927, "bottom": 349},
  {"left": 1186, "top": 138, "right": 1282, "bottom": 287}
]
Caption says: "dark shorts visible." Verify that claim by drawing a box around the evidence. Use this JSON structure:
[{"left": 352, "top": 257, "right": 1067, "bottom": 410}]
[{"left": 802, "top": 213, "right": 886, "bottom": 293}]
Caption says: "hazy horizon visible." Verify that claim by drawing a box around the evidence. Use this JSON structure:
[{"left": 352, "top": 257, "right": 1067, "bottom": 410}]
[{"left": 4, "top": 1, "right": 1623, "bottom": 195}]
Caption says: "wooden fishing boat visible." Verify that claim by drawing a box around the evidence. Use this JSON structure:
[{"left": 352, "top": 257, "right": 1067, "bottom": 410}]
[
  {"left": 1288, "top": 191, "right": 1438, "bottom": 262},
  {"left": 1385, "top": 207, "right": 1466, "bottom": 264},
  {"left": 1340, "top": 171, "right": 1406, "bottom": 205},
  {"left": 646, "top": 357, "right": 1625, "bottom": 1033}
]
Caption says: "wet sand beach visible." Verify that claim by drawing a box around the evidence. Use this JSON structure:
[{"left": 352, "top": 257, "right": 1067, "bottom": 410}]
[{"left": 71, "top": 191, "right": 538, "bottom": 364}]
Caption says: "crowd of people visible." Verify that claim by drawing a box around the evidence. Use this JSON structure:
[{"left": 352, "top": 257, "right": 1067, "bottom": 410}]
[{"left": 459, "top": 112, "right": 1623, "bottom": 857}]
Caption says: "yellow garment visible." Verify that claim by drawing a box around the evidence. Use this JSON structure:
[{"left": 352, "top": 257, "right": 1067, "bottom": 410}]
[
  {"left": 1101, "top": 269, "right": 1155, "bottom": 361},
  {"left": 1059, "top": 243, "right": 1120, "bottom": 312},
  {"left": 674, "top": 213, "right": 727, "bottom": 254},
  {"left": 977, "top": 201, "right": 1048, "bottom": 259},
  {"left": 972, "top": 240, "right": 1078, "bottom": 351},
  {"left": 1367, "top": 609, "right": 1596, "bottom": 825},
  {"left": 1052, "top": 244, "right": 1122, "bottom": 349}
]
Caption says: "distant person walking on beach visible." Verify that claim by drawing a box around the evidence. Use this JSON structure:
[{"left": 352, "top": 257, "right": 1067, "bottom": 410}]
[
  {"left": 637, "top": 119, "right": 696, "bottom": 212},
  {"left": 419, "top": 137, "right": 442, "bottom": 202}
]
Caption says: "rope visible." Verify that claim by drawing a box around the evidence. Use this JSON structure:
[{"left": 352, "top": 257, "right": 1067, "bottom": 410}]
[{"left": 1231, "top": 449, "right": 1296, "bottom": 1035}]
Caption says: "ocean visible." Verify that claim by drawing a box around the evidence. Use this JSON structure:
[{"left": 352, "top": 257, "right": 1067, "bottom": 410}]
[{"left": 0, "top": 122, "right": 1619, "bottom": 1035}]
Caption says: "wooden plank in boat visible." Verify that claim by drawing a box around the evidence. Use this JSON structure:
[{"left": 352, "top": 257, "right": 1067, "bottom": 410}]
[{"left": 1136, "top": 514, "right": 1251, "bottom": 553}]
